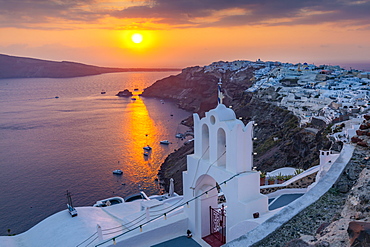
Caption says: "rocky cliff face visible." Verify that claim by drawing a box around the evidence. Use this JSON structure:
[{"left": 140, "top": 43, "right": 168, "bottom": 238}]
[
  {"left": 231, "top": 93, "right": 331, "bottom": 171},
  {"left": 142, "top": 65, "right": 255, "bottom": 114},
  {"left": 157, "top": 143, "right": 194, "bottom": 195}
]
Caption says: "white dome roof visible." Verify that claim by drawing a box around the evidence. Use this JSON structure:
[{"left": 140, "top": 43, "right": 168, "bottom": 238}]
[{"left": 211, "top": 104, "right": 236, "bottom": 121}]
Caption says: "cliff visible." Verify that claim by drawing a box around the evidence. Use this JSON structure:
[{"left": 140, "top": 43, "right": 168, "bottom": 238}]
[
  {"left": 0, "top": 54, "right": 180, "bottom": 79},
  {"left": 232, "top": 93, "right": 332, "bottom": 171},
  {"left": 142, "top": 65, "right": 255, "bottom": 114}
]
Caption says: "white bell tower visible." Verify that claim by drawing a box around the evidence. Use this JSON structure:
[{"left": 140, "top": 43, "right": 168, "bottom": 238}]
[{"left": 183, "top": 81, "right": 268, "bottom": 242}]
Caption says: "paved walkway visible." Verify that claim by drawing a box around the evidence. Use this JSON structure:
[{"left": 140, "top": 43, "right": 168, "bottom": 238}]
[{"left": 151, "top": 236, "right": 201, "bottom": 247}]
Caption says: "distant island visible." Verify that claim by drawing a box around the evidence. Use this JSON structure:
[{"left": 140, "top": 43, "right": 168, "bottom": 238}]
[{"left": 0, "top": 54, "right": 180, "bottom": 79}]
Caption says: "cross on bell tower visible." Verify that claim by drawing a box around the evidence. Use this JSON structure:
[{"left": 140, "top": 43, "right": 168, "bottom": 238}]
[{"left": 218, "top": 78, "right": 224, "bottom": 105}]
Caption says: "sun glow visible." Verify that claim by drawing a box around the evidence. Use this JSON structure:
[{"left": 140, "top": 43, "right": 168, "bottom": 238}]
[
  {"left": 119, "top": 31, "right": 157, "bottom": 54},
  {"left": 131, "top": 33, "right": 143, "bottom": 43}
]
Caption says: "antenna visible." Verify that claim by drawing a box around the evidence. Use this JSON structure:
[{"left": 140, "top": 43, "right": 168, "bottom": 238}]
[{"left": 66, "top": 190, "right": 73, "bottom": 207}]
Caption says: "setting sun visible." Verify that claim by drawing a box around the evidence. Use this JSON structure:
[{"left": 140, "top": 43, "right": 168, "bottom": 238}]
[
  {"left": 120, "top": 31, "right": 157, "bottom": 54},
  {"left": 131, "top": 33, "right": 143, "bottom": 44}
]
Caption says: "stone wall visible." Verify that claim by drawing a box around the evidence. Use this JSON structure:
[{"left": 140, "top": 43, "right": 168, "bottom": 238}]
[{"left": 351, "top": 114, "right": 370, "bottom": 148}]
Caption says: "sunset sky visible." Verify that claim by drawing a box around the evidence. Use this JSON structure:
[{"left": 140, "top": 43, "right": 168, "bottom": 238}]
[{"left": 0, "top": 0, "right": 370, "bottom": 69}]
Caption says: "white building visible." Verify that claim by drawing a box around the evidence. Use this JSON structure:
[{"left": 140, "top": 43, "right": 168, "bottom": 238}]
[{"left": 183, "top": 103, "right": 268, "bottom": 242}]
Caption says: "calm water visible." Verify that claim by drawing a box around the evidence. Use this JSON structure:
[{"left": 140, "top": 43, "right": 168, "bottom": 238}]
[
  {"left": 0, "top": 72, "right": 192, "bottom": 235},
  {"left": 339, "top": 62, "right": 370, "bottom": 72}
]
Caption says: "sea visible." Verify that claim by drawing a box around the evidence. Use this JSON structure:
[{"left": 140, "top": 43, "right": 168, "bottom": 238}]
[
  {"left": 338, "top": 62, "right": 370, "bottom": 72},
  {"left": 0, "top": 71, "right": 192, "bottom": 236}
]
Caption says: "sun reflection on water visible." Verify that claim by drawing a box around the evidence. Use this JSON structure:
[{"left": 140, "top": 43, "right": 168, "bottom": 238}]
[{"left": 118, "top": 96, "right": 167, "bottom": 192}]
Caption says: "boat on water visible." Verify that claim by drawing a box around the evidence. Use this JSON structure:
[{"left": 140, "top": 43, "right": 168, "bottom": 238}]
[
  {"left": 131, "top": 97, "right": 136, "bottom": 100},
  {"left": 113, "top": 169, "right": 123, "bottom": 175},
  {"left": 143, "top": 145, "right": 152, "bottom": 151},
  {"left": 134, "top": 88, "right": 139, "bottom": 91},
  {"left": 175, "top": 133, "right": 184, "bottom": 138},
  {"left": 93, "top": 196, "right": 125, "bottom": 207},
  {"left": 101, "top": 91, "right": 106, "bottom": 94},
  {"left": 143, "top": 135, "right": 152, "bottom": 152},
  {"left": 160, "top": 140, "right": 171, "bottom": 145}
]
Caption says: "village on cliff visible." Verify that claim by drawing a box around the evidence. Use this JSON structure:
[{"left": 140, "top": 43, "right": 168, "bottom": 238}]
[{"left": 205, "top": 59, "right": 370, "bottom": 147}]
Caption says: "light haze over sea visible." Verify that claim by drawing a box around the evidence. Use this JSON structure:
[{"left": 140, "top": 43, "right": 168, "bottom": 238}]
[
  {"left": 338, "top": 62, "right": 370, "bottom": 72},
  {"left": 0, "top": 71, "right": 191, "bottom": 235}
]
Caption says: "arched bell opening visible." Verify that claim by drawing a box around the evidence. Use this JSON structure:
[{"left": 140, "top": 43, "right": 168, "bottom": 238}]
[
  {"left": 201, "top": 124, "right": 210, "bottom": 160},
  {"left": 217, "top": 128, "right": 226, "bottom": 167}
]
